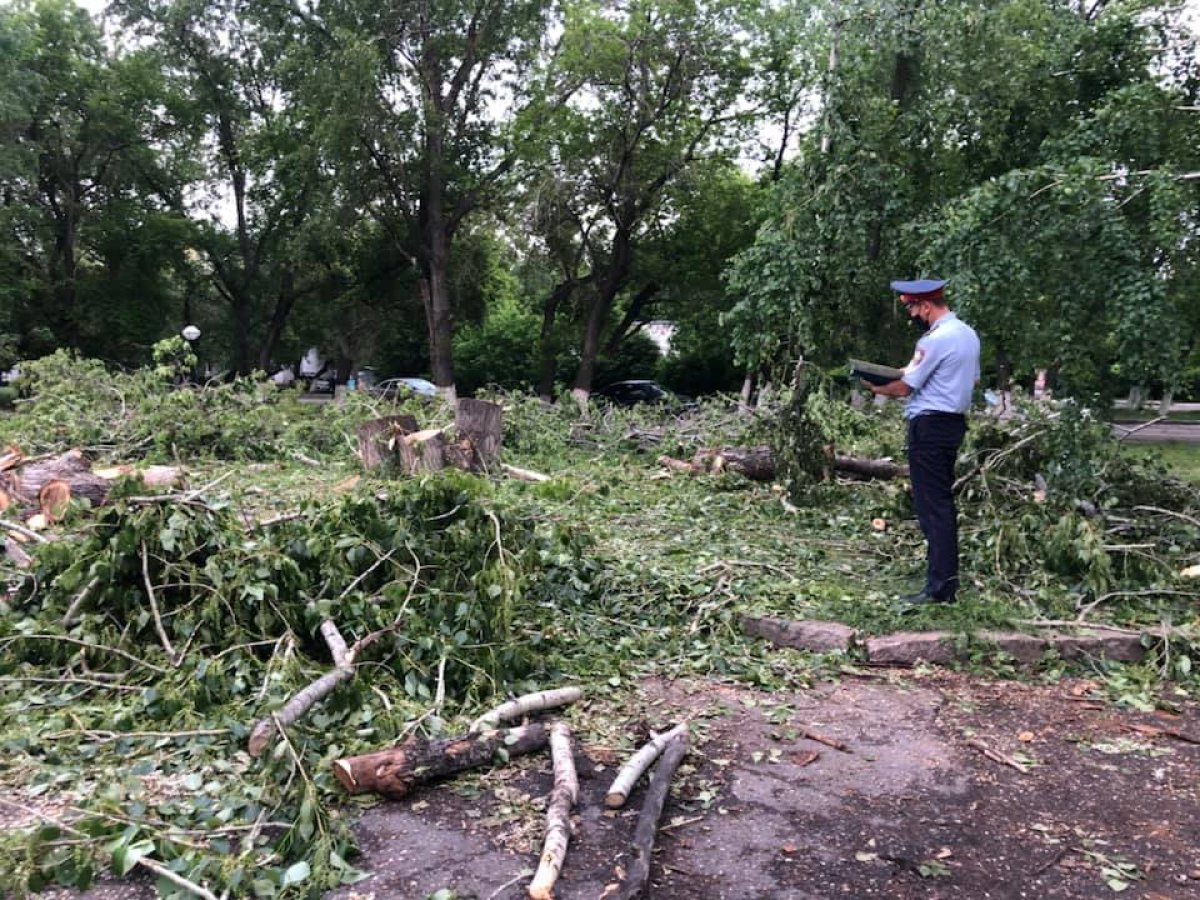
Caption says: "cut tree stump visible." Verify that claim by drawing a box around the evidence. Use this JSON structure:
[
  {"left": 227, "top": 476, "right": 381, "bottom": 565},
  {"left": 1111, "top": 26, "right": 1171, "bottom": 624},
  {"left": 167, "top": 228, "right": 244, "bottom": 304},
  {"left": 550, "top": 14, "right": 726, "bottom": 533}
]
[
  {"left": 356, "top": 415, "right": 420, "bottom": 469},
  {"left": 332, "top": 723, "right": 549, "bottom": 799},
  {"left": 398, "top": 428, "right": 448, "bottom": 474},
  {"left": 453, "top": 398, "right": 503, "bottom": 472}
]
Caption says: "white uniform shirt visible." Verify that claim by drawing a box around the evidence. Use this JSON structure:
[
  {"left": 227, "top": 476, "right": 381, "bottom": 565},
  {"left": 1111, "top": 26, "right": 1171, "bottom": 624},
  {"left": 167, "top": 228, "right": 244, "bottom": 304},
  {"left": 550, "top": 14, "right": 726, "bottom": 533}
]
[{"left": 901, "top": 312, "right": 981, "bottom": 419}]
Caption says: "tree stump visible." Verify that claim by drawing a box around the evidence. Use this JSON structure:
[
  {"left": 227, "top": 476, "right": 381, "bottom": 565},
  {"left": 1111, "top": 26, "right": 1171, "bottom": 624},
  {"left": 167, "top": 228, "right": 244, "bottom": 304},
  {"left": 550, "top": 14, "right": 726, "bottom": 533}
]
[
  {"left": 355, "top": 415, "right": 419, "bottom": 469},
  {"left": 397, "top": 429, "right": 448, "bottom": 474},
  {"left": 453, "top": 398, "right": 503, "bottom": 472}
]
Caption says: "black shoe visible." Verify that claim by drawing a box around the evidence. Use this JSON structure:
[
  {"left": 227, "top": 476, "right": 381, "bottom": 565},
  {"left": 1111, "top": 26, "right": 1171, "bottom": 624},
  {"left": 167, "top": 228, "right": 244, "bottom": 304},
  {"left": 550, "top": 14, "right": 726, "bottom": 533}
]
[{"left": 900, "top": 590, "right": 953, "bottom": 607}]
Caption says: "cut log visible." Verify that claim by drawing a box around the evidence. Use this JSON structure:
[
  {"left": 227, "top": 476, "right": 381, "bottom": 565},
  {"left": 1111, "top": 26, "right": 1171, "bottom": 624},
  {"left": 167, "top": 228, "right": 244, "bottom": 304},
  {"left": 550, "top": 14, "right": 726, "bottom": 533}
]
[
  {"left": 528, "top": 722, "right": 578, "bottom": 900},
  {"left": 833, "top": 454, "right": 908, "bottom": 480},
  {"left": 469, "top": 687, "right": 584, "bottom": 734},
  {"left": 93, "top": 464, "right": 184, "bottom": 488},
  {"left": 5, "top": 450, "right": 110, "bottom": 508},
  {"left": 502, "top": 463, "right": 551, "bottom": 483},
  {"left": 613, "top": 731, "right": 690, "bottom": 900},
  {"left": 355, "top": 414, "right": 420, "bottom": 469},
  {"left": 332, "top": 723, "right": 549, "bottom": 798},
  {"left": 657, "top": 447, "right": 907, "bottom": 482},
  {"left": 605, "top": 722, "right": 688, "bottom": 808},
  {"left": 693, "top": 446, "right": 776, "bottom": 481}
]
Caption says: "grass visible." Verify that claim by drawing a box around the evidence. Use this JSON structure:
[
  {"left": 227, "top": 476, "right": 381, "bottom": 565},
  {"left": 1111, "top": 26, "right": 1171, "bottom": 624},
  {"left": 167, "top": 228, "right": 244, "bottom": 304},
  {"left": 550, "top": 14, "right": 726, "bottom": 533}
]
[{"left": 1123, "top": 441, "right": 1200, "bottom": 484}]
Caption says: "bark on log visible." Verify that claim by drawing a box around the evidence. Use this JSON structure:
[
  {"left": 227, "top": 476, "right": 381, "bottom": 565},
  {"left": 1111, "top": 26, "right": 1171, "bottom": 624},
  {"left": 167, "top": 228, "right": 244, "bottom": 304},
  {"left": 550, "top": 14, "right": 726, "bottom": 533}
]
[
  {"left": 332, "top": 723, "right": 549, "bottom": 799},
  {"left": 528, "top": 722, "right": 578, "bottom": 900},
  {"left": 833, "top": 454, "right": 908, "bottom": 480},
  {"left": 502, "top": 463, "right": 551, "bottom": 483},
  {"left": 693, "top": 446, "right": 776, "bottom": 481},
  {"left": 605, "top": 722, "right": 688, "bottom": 808},
  {"left": 3, "top": 450, "right": 110, "bottom": 508},
  {"left": 614, "top": 732, "right": 690, "bottom": 900},
  {"left": 356, "top": 415, "right": 420, "bottom": 469},
  {"left": 469, "top": 686, "right": 584, "bottom": 734},
  {"left": 657, "top": 448, "right": 908, "bottom": 482}
]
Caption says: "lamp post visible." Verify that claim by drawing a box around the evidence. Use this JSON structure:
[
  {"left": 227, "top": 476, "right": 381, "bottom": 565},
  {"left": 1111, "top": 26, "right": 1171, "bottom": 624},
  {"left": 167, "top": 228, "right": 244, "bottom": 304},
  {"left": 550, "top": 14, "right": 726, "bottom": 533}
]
[{"left": 181, "top": 325, "right": 201, "bottom": 382}]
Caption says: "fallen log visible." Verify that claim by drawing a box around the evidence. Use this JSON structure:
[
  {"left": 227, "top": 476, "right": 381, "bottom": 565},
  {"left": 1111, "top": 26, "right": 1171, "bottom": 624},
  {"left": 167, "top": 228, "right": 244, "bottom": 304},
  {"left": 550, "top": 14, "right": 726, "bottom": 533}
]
[
  {"left": 613, "top": 731, "right": 690, "bottom": 900},
  {"left": 332, "top": 722, "right": 549, "bottom": 798},
  {"left": 657, "top": 447, "right": 907, "bottom": 482},
  {"left": 469, "top": 686, "right": 584, "bottom": 735},
  {"left": 502, "top": 463, "right": 551, "bottom": 483},
  {"left": 605, "top": 721, "right": 688, "bottom": 808},
  {"left": 832, "top": 454, "right": 908, "bottom": 480},
  {"left": 528, "top": 721, "right": 578, "bottom": 900},
  {"left": 3, "top": 450, "right": 110, "bottom": 508}
]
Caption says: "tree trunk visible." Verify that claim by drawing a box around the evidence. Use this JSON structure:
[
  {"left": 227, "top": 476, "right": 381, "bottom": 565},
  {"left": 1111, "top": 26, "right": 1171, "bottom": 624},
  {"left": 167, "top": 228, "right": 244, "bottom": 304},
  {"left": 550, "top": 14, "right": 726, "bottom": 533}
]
[
  {"left": 258, "top": 268, "right": 297, "bottom": 373},
  {"left": 572, "top": 228, "right": 633, "bottom": 402},
  {"left": 537, "top": 282, "right": 572, "bottom": 401},
  {"left": 332, "top": 723, "right": 549, "bottom": 799},
  {"left": 657, "top": 447, "right": 908, "bottom": 482}
]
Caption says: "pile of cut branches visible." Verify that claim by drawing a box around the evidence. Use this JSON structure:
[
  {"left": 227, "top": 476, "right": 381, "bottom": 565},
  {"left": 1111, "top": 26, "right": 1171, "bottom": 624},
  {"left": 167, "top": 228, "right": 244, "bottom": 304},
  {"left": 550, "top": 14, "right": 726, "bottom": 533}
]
[{"left": 0, "top": 470, "right": 603, "bottom": 897}]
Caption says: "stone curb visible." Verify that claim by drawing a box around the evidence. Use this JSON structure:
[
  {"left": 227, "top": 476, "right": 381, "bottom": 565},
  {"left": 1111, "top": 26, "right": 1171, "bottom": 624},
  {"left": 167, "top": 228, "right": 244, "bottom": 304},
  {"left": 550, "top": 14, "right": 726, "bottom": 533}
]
[
  {"left": 738, "top": 615, "right": 857, "bottom": 653},
  {"left": 740, "top": 614, "right": 1158, "bottom": 667}
]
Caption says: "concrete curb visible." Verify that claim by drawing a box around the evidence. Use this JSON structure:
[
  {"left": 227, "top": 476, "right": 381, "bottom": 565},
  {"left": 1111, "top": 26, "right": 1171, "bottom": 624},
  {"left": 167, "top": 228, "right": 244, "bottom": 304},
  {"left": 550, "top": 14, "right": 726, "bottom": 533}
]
[{"left": 740, "top": 614, "right": 1162, "bottom": 667}]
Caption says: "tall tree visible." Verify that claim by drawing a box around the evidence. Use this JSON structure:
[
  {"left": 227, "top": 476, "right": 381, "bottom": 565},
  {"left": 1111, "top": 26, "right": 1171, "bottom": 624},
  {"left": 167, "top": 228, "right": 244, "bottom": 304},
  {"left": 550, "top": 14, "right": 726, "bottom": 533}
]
[
  {"left": 286, "top": 0, "right": 554, "bottom": 400},
  {"left": 114, "top": 0, "right": 327, "bottom": 374},
  {"left": 0, "top": 0, "right": 190, "bottom": 363},
  {"left": 528, "top": 0, "right": 755, "bottom": 406}
]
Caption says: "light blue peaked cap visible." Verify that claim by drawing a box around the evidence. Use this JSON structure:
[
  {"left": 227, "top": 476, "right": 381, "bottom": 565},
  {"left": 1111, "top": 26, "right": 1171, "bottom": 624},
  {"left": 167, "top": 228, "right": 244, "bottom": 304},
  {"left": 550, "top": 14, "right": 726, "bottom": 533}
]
[{"left": 889, "top": 278, "right": 947, "bottom": 296}]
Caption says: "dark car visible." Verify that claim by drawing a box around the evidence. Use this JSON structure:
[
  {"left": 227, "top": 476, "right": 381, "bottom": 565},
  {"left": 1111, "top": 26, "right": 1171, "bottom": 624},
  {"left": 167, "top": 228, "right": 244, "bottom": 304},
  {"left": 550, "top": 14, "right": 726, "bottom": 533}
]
[{"left": 594, "top": 380, "right": 695, "bottom": 410}]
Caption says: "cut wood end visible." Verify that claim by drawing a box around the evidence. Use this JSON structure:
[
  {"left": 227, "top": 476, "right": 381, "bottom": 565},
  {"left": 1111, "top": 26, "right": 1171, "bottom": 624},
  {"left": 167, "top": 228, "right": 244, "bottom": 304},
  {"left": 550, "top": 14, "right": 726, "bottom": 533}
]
[
  {"left": 332, "top": 758, "right": 358, "bottom": 789},
  {"left": 604, "top": 791, "right": 626, "bottom": 809},
  {"left": 39, "top": 480, "right": 72, "bottom": 522},
  {"left": 528, "top": 883, "right": 554, "bottom": 900}
]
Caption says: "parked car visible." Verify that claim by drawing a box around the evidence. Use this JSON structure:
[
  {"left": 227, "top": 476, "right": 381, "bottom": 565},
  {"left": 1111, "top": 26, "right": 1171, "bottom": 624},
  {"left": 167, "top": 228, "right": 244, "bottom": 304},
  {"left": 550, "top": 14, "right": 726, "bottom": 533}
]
[
  {"left": 371, "top": 376, "right": 439, "bottom": 400},
  {"left": 594, "top": 379, "right": 695, "bottom": 410}
]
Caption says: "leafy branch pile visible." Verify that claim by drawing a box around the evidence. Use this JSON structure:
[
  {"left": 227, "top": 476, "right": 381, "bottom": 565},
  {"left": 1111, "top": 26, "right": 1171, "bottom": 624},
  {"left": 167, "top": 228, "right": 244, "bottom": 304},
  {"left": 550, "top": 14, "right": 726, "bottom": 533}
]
[
  {"left": 0, "top": 471, "right": 601, "bottom": 897},
  {"left": 954, "top": 402, "right": 1200, "bottom": 622},
  {"left": 0, "top": 350, "right": 414, "bottom": 462}
]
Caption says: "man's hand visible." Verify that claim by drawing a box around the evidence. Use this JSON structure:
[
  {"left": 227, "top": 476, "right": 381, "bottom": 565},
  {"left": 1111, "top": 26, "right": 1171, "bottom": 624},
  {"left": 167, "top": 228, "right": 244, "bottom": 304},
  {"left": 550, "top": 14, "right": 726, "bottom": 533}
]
[{"left": 863, "top": 378, "right": 911, "bottom": 398}]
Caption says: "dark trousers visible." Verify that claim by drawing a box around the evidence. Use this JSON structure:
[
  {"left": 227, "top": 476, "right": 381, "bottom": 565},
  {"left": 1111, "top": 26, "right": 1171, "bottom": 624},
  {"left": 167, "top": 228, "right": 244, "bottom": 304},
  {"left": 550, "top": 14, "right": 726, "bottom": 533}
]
[{"left": 907, "top": 413, "right": 967, "bottom": 600}]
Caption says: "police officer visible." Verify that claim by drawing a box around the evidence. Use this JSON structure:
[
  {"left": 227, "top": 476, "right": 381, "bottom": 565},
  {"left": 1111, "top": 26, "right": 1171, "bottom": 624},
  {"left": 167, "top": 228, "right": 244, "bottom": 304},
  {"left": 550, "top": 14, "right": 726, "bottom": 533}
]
[{"left": 863, "top": 279, "right": 980, "bottom": 605}]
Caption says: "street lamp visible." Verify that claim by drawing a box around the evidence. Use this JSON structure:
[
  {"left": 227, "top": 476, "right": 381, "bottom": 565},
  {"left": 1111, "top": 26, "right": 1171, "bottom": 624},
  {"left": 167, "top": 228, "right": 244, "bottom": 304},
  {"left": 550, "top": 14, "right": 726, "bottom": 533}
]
[{"left": 180, "top": 325, "right": 201, "bottom": 382}]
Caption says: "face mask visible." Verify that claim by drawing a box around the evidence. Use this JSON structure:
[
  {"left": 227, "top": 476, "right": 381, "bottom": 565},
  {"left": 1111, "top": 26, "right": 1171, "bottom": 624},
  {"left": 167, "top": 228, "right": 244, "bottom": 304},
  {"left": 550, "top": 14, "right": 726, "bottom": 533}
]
[{"left": 908, "top": 313, "right": 929, "bottom": 332}]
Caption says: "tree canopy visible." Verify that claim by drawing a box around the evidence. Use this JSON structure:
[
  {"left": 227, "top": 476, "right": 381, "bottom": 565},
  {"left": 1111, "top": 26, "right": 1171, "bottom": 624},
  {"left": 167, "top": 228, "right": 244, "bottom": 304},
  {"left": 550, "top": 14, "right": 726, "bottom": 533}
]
[{"left": 0, "top": 0, "right": 1196, "bottom": 400}]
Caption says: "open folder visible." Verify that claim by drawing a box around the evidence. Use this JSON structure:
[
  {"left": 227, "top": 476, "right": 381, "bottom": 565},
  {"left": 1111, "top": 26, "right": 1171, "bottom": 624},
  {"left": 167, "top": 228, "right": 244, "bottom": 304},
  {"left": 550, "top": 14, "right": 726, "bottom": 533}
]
[{"left": 849, "top": 358, "right": 905, "bottom": 387}]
